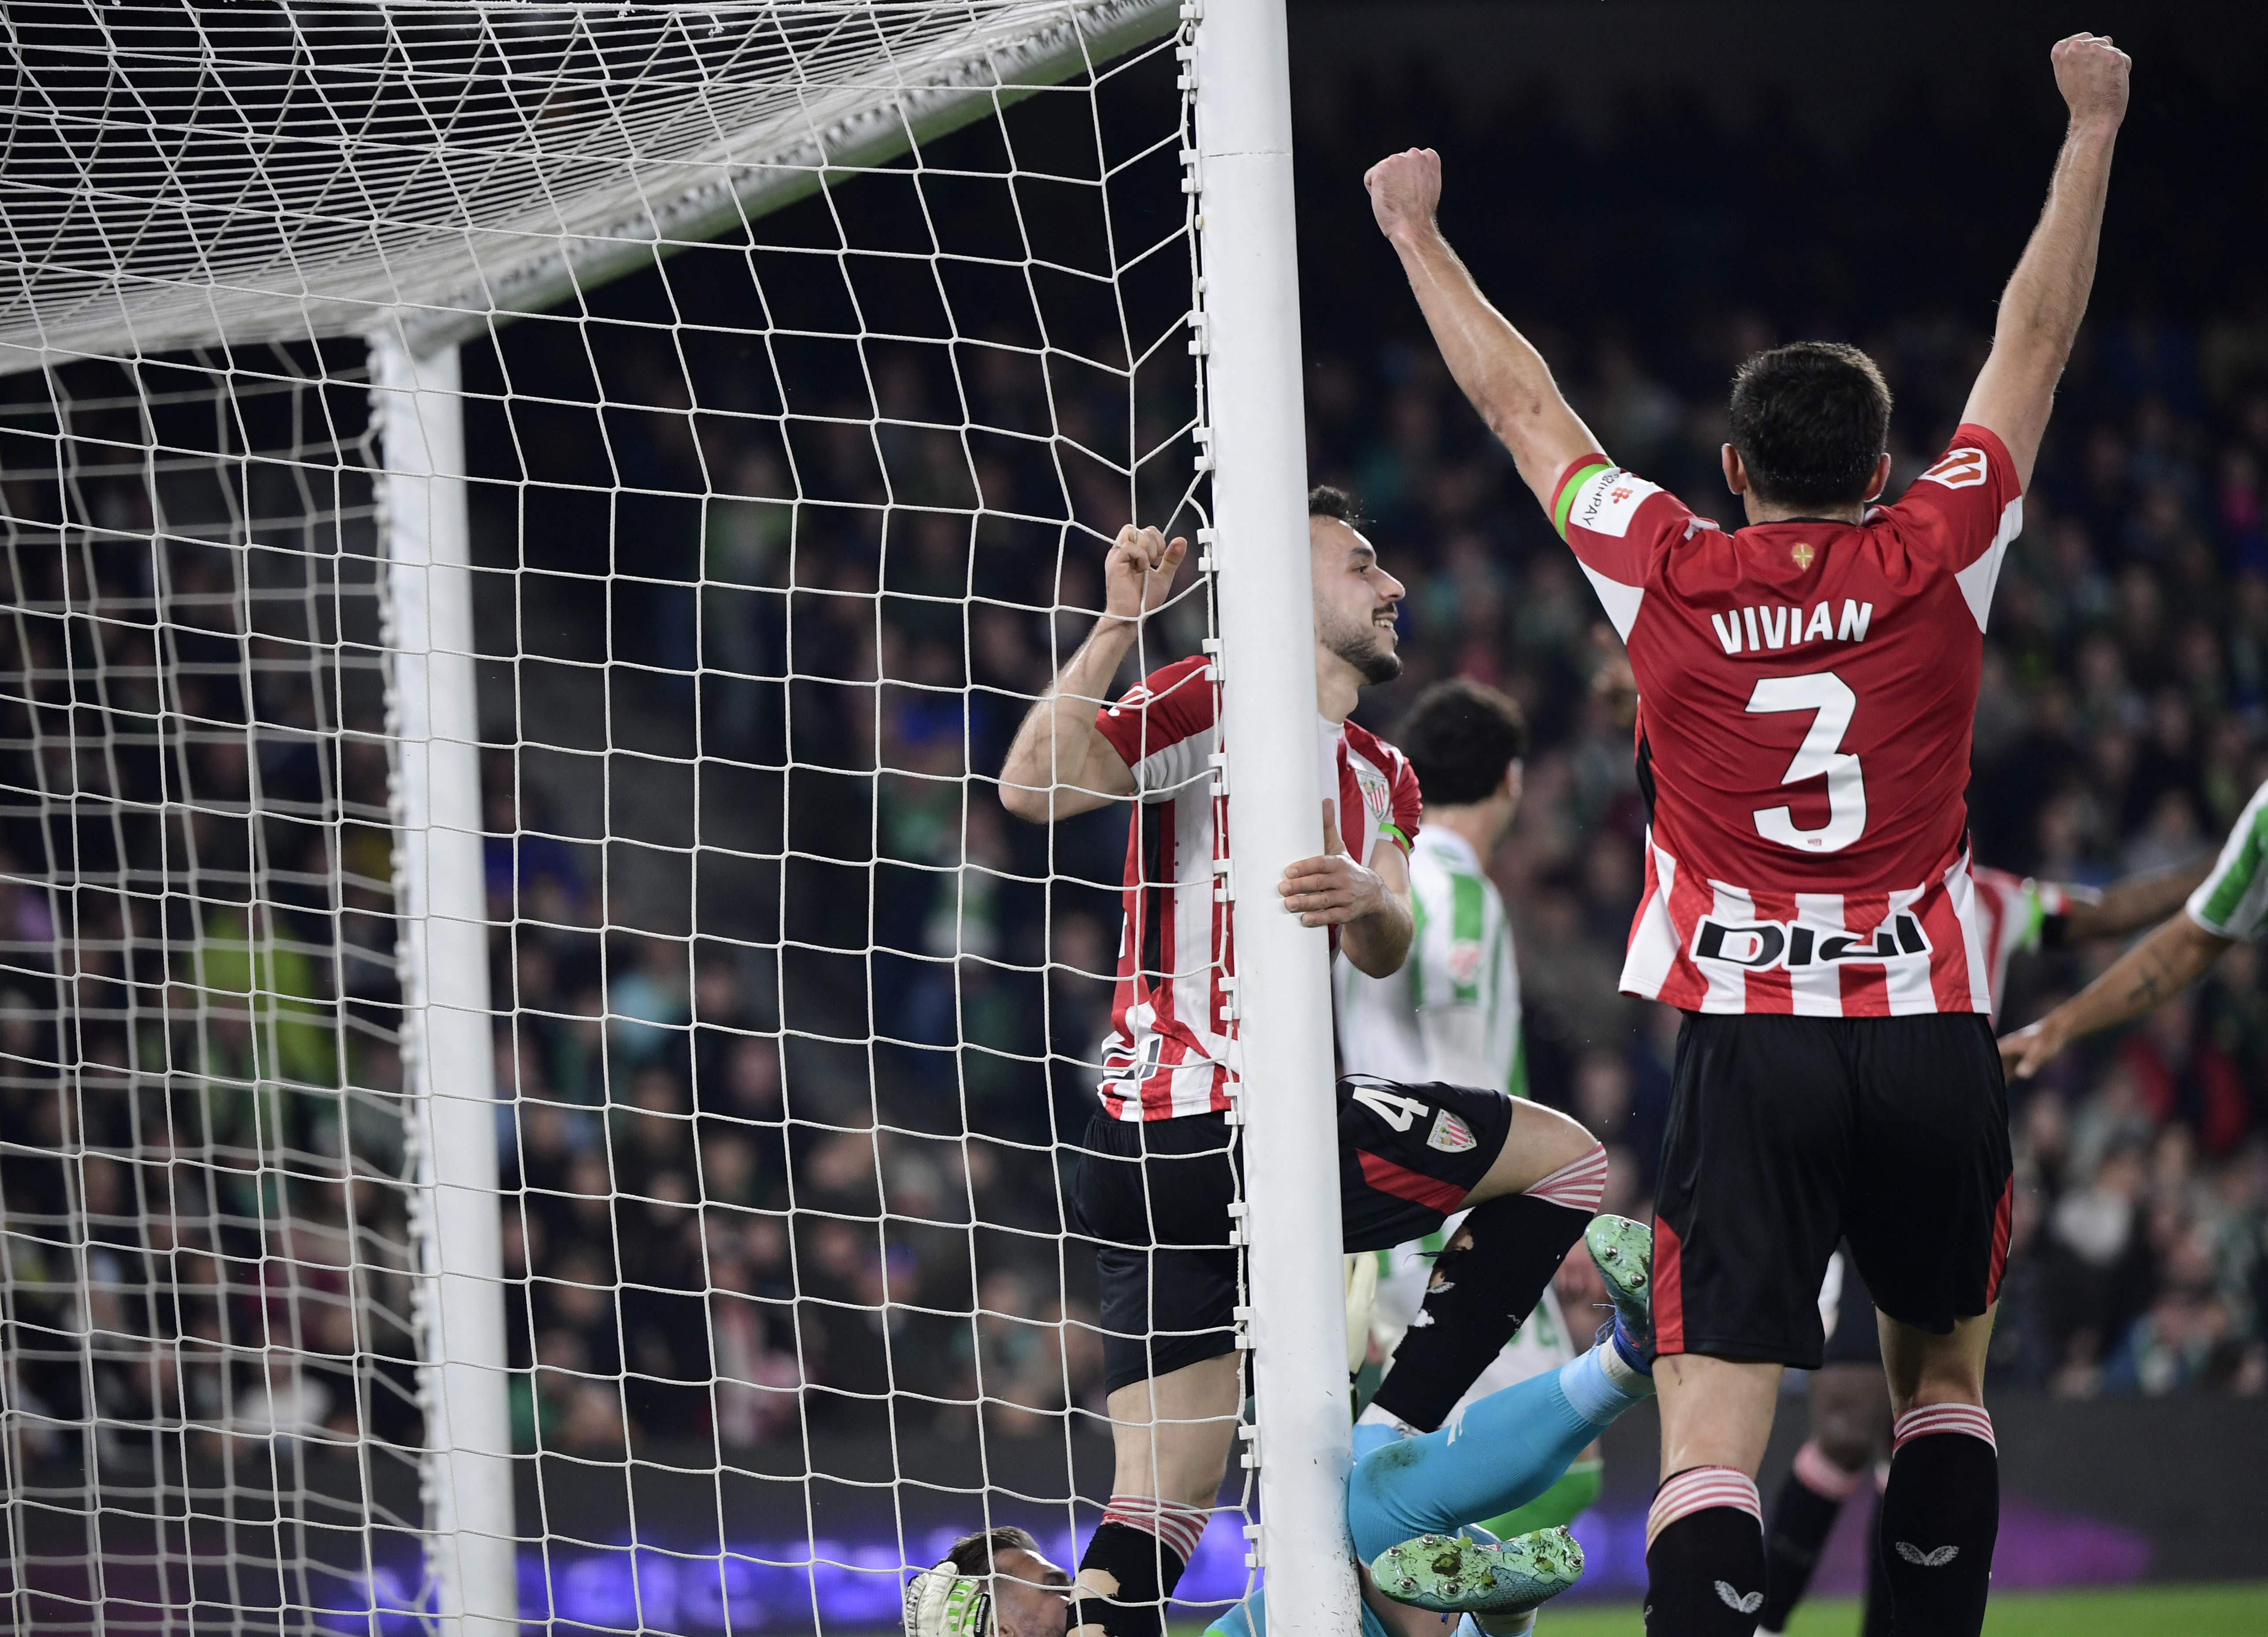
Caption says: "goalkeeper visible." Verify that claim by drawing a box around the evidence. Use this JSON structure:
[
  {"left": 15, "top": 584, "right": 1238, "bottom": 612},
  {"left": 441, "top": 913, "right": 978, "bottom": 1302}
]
[{"left": 908, "top": 1217, "right": 1657, "bottom": 1637}]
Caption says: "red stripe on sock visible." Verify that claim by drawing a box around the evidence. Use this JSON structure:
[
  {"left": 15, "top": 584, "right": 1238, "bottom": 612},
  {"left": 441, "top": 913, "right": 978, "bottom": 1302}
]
[
  {"left": 1101, "top": 1496, "right": 1209, "bottom": 1562},
  {"left": 1793, "top": 1439, "right": 1865, "bottom": 1501},
  {"left": 1892, "top": 1404, "right": 1995, "bottom": 1456},
  {"left": 1986, "top": 1173, "right": 2014, "bottom": 1303},
  {"left": 1358, "top": 1148, "right": 1465, "bottom": 1214},
  {"left": 1525, "top": 1144, "right": 1609, "bottom": 1212},
  {"left": 1652, "top": 1214, "right": 1685, "bottom": 1354},
  {"left": 1646, "top": 1465, "right": 1761, "bottom": 1548}
]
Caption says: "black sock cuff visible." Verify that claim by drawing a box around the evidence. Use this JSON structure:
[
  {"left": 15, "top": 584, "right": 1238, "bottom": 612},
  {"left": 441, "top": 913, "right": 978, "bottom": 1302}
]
[
  {"left": 1072, "top": 1520, "right": 1188, "bottom": 1635},
  {"left": 1368, "top": 1191, "right": 1593, "bottom": 1431}
]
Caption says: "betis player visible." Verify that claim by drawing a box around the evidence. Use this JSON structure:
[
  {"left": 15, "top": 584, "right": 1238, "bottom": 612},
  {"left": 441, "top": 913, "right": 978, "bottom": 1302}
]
[
  {"left": 2000, "top": 776, "right": 2268, "bottom": 1079},
  {"left": 1336, "top": 678, "right": 1605, "bottom": 1538}
]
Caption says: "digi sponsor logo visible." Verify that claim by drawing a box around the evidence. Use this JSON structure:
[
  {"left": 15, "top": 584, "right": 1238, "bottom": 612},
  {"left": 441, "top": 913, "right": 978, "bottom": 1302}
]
[
  {"left": 1691, "top": 912, "right": 1931, "bottom": 970},
  {"left": 1570, "top": 466, "right": 1662, "bottom": 539},
  {"left": 1919, "top": 447, "right": 1988, "bottom": 490}
]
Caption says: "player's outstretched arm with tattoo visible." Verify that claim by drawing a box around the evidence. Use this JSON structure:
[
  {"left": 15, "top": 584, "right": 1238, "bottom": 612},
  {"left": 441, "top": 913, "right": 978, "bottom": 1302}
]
[
  {"left": 1365, "top": 148, "right": 1603, "bottom": 509},
  {"left": 1960, "top": 33, "right": 2130, "bottom": 489},
  {"left": 1999, "top": 912, "right": 2232, "bottom": 1079}
]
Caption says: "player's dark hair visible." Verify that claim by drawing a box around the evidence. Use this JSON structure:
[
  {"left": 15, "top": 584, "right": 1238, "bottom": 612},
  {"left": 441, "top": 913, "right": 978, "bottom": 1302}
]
[
  {"left": 1727, "top": 341, "right": 1892, "bottom": 510},
  {"left": 946, "top": 1525, "right": 1042, "bottom": 1578},
  {"left": 1396, "top": 678, "right": 1528, "bottom": 806},
  {"left": 1307, "top": 483, "right": 1365, "bottom": 527}
]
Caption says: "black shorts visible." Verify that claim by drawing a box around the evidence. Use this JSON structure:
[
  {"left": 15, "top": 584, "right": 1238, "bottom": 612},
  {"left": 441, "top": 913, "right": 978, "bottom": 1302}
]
[
  {"left": 1072, "top": 1077, "right": 1514, "bottom": 1394},
  {"left": 1653, "top": 1012, "right": 2012, "bottom": 1371},
  {"left": 1819, "top": 1242, "right": 1883, "bottom": 1368}
]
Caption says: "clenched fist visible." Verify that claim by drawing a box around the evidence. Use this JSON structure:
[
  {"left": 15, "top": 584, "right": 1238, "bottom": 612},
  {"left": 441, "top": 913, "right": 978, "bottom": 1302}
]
[
  {"left": 1364, "top": 147, "right": 1443, "bottom": 243},
  {"left": 1102, "top": 523, "right": 1188, "bottom": 624},
  {"left": 2052, "top": 32, "right": 2129, "bottom": 127}
]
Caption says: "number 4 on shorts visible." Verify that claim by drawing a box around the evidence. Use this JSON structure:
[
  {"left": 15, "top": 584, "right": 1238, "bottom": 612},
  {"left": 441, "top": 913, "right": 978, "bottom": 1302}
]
[{"left": 1350, "top": 1082, "right": 1431, "bottom": 1132}]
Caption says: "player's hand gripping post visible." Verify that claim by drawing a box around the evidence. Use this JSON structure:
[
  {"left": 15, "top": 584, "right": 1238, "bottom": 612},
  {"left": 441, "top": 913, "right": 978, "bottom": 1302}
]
[{"left": 1279, "top": 798, "right": 1414, "bottom": 978}]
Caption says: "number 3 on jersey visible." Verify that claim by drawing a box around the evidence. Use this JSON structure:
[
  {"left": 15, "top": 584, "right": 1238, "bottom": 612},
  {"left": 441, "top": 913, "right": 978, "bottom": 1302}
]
[{"left": 1747, "top": 672, "right": 1865, "bottom": 853}]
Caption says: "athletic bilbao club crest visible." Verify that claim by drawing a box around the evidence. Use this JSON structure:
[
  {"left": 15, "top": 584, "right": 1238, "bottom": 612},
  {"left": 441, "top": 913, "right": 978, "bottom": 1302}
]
[{"left": 1427, "top": 1109, "right": 1477, "bottom": 1154}]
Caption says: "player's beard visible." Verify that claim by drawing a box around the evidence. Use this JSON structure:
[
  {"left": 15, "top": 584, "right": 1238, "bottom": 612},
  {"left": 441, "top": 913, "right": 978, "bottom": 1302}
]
[{"left": 1323, "top": 613, "right": 1403, "bottom": 685}]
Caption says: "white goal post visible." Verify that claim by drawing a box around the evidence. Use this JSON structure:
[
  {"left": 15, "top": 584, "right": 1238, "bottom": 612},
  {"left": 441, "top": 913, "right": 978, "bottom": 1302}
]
[{"left": 0, "top": 3, "right": 1356, "bottom": 1633}]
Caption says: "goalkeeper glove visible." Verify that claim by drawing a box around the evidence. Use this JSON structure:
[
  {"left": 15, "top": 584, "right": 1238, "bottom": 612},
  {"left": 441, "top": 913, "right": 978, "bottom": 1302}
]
[{"left": 904, "top": 1559, "right": 992, "bottom": 1637}]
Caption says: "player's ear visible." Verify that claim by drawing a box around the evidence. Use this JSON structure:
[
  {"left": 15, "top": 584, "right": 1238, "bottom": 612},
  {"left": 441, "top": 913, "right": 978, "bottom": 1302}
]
[
  {"left": 1864, "top": 450, "right": 1893, "bottom": 503},
  {"left": 1720, "top": 443, "right": 1748, "bottom": 496}
]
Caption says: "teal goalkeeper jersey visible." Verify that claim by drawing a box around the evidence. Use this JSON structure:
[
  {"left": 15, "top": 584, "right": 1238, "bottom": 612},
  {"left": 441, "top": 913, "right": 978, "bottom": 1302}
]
[
  {"left": 1335, "top": 826, "right": 1526, "bottom": 1097},
  {"left": 2186, "top": 777, "right": 2268, "bottom": 941}
]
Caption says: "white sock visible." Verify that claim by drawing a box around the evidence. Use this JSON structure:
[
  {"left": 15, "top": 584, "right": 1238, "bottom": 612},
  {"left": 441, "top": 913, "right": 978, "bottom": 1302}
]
[
  {"left": 1472, "top": 1611, "right": 1535, "bottom": 1636},
  {"left": 1557, "top": 1342, "right": 1653, "bottom": 1427}
]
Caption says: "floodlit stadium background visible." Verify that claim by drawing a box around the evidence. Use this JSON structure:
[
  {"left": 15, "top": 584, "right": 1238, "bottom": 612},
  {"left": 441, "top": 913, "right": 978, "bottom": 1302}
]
[{"left": 3, "top": 2, "right": 2264, "bottom": 1632}]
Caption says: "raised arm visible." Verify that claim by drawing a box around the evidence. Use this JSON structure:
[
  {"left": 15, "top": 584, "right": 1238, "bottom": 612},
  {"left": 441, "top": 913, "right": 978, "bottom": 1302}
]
[
  {"left": 1960, "top": 34, "right": 2130, "bottom": 490},
  {"left": 997, "top": 525, "right": 1186, "bottom": 823},
  {"left": 1366, "top": 149, "right": 1603, "bottom": 509}
]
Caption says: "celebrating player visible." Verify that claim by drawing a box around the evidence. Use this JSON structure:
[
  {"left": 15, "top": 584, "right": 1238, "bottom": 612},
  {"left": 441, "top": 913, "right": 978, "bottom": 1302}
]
[
  {"left": 1366, "top": 30, "right": 2130, "bottom": 1637},
  {"left": 998, "top": 492, "right": 1608, "bottom": 1637},
  {"left": 1999, "top": 776, "right": 2268, "bottom": 1080},
  {"left": 1336, "top": 678, "right": 1604, "bottom": 1538},
  {"left": 907, "top": 1218, "right": 1658, "bottom": 1637}
]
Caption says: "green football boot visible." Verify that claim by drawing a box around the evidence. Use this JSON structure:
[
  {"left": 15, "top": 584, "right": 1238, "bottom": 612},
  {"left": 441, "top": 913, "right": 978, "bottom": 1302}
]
[
  {"left": 1584, "top": 1212, "right": 1653, "bottom": 1363},
  {"left": 1369, "top": 1526, "right": 1585, "bottom": 1618}
]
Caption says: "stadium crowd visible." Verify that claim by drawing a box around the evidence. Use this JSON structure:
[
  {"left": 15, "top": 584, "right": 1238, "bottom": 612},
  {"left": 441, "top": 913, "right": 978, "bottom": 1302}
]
[{"left": 4, "top": 45, "right": 2264, "bottom": 1476}]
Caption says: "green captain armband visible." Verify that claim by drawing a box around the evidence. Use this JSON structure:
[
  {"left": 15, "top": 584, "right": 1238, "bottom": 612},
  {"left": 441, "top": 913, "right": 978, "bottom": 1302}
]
[
  {"left": 1552, "top": 462, "right": 1612, "bottom": 538},
  {"left": 1380, "top": 822, "right": 1412, "bottom": 854}
]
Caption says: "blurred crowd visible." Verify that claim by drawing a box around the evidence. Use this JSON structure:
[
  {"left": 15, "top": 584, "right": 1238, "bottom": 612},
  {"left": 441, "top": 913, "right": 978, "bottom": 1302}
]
[{"left": 6, "top": 45, "right": 2266, "bottom": 1489}]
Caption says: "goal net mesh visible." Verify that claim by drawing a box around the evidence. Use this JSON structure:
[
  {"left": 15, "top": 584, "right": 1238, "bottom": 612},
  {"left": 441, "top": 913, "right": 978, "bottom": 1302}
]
[{"left": 1, "top": 2, "right": 1252, "bottom": 1631}]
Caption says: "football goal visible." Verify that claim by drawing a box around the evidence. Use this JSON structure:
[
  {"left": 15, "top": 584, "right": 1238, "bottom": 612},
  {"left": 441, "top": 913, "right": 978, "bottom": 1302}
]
[{"left": 0, "top": 3, "right": 1356, "bottom": 1631}]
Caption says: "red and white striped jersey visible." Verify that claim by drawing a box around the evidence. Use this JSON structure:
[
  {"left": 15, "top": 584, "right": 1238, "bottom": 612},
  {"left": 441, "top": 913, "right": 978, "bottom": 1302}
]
[
  {"left": 1552, "top": 426, "right": 2025, "bottom": 1016},
  {"left": 1091, "top": 655, "right": 1421, "bottom": 1121},
  {"left": 1968, "top": 865, "right": 2082, "bottom": 1021}
]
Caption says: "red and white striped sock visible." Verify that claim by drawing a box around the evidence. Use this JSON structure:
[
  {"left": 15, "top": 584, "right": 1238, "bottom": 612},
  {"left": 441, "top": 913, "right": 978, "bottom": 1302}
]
[
  {"left": 1643, "top": 1466, "right": 1766, "bottom": 1634},
  {"left": 1525, "top": 1143, "right": 1609, "bottom": 1213},
  {"left": 1880, "top": 1404, "right": 1997, "bottom": 1636},
  {"left": 1892, "top": 1402, "right": 1995, "bottom": 1456},
  {"left": 1098, "top": 1495, "right": 1209, "bottom": 1566},
  {"left": 1791, "top": 1438, "right": 1867, "bottom": 1502},
  {"left": 1646, "top": 1464, "right": 1761, "bottom": 1550}
]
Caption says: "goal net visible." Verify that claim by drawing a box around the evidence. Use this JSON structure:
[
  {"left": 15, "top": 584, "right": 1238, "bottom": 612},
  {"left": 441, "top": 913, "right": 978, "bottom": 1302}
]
[{"left": 0, "top": 3, "right": 1352, "bottom": 1633}]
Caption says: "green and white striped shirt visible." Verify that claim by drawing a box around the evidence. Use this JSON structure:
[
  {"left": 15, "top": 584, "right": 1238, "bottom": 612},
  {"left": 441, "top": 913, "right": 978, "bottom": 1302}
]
[
  {"left": 1335, "top": 826, "right": 1527, "bottom": 1096},
  {"left": 2187, "top": 778, "right": 2268, "bottom": 942}
]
